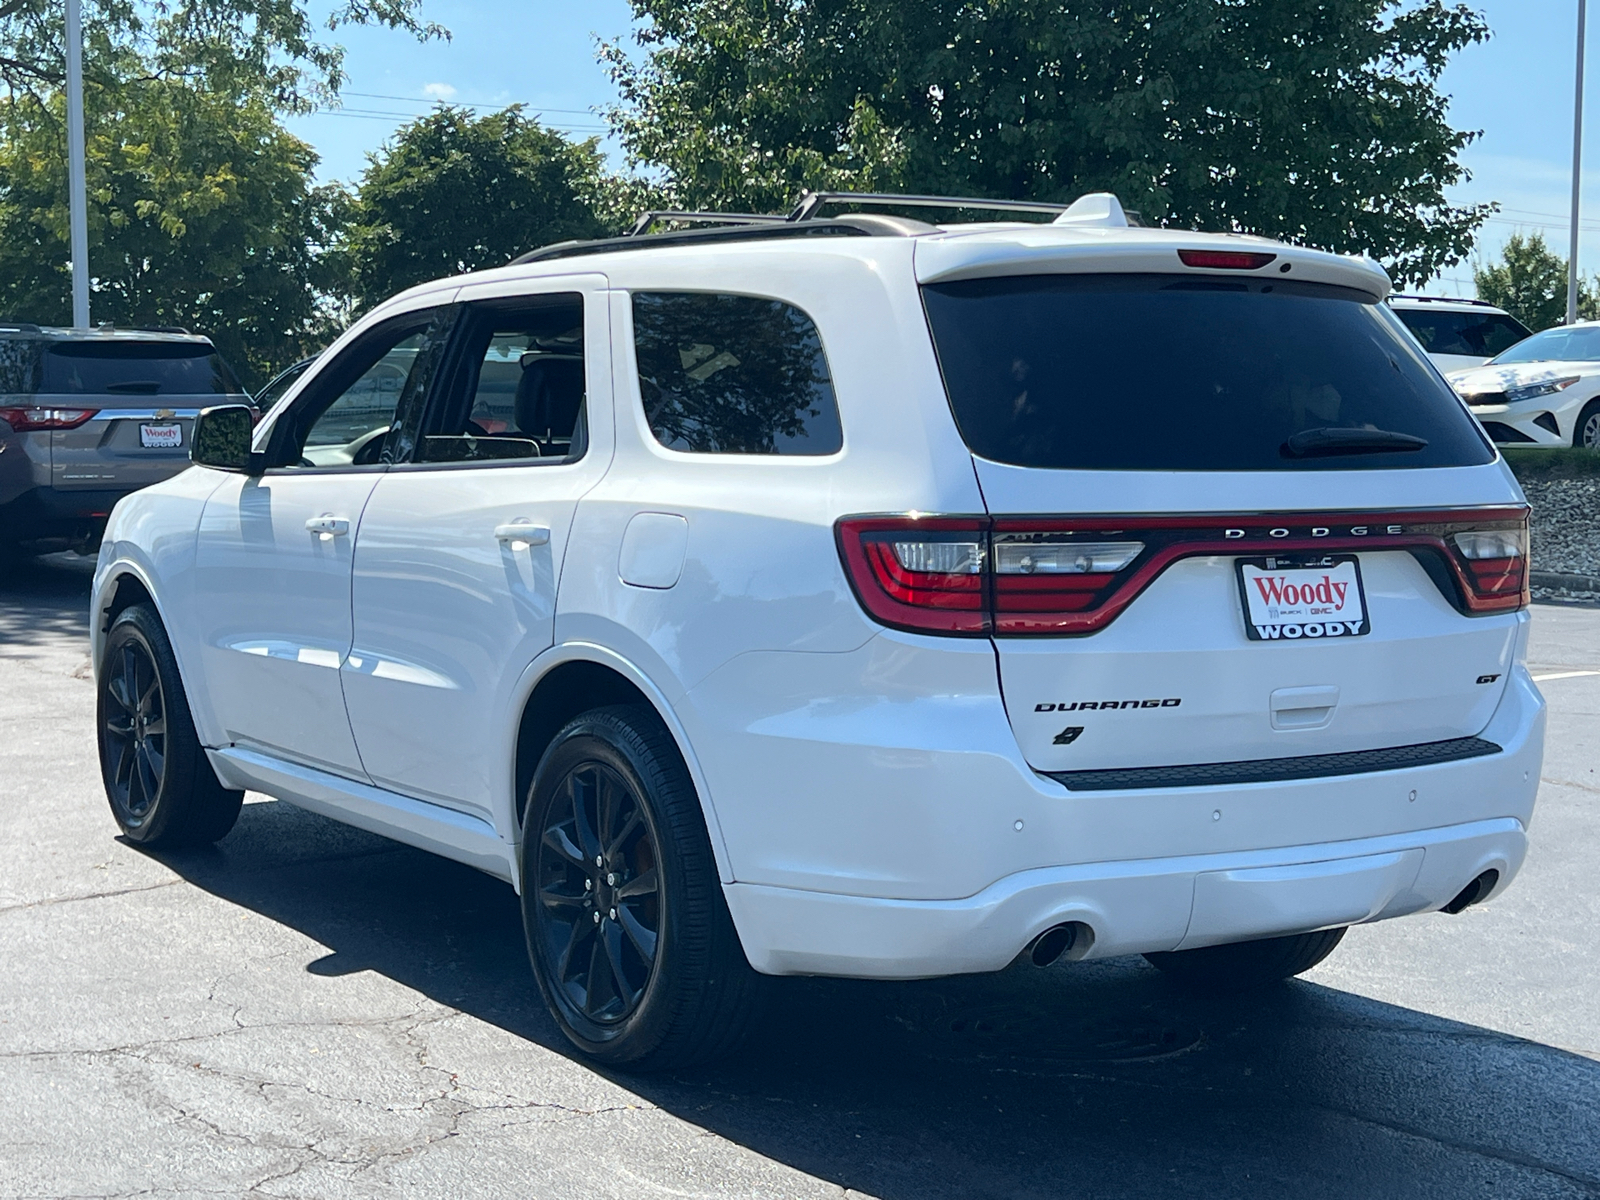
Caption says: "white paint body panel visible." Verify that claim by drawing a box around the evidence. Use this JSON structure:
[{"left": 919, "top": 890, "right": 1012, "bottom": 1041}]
[
  {"left": 1447, "top": 360, "right": 1600, "bottom": 448},
  {"left": 91, "top": 223, "right": 1547, "bottom": 980}
]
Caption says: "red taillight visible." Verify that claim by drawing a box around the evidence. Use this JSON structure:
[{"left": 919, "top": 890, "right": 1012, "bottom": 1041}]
[
  {"left": 838, "top": 508, "right": 1529, "bottom": 637},
  {"left": 837, "top": 518, "right": 989, "bottom": 634},
  {"left": 0, "top": 406, "right": 99, "bottom": 431},
  {"left": 1177, "top": 249, "right": 1277, "bottom": 270}
]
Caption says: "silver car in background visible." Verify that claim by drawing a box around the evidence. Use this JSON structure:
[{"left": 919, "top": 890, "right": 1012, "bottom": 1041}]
[{"left": 0, "top": 324, "right": 250, "bottom": 554}]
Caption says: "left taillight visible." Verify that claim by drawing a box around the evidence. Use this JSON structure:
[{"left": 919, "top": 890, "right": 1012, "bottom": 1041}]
[
  {"left": 0, "top": 406, "right": 98, "bottom": 432},
  {"left": 836, "top": 518, "right": 990, "bottom": 634}
]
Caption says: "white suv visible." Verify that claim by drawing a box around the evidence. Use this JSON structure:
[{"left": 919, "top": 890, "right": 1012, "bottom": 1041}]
[{"left": 90, "top": 192, "right": 1545, "bottom": 1070}]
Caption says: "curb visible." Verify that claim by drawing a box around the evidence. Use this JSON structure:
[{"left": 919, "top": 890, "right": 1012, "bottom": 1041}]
[{"left": 1531, "top": 570, "right": 1600, "bottom": 594}]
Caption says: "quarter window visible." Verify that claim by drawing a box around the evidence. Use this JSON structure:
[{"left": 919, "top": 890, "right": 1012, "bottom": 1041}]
[{"left": 631, "top": 292, "right": 842, "bottom": 455}]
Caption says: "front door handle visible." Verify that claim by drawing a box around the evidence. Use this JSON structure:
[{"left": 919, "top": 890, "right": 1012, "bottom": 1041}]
[
  {"left": 495, "top": 521, "right": 551, "bottom": 548},
  {"left": 305, "top": 514, "right": 350, "bottom": 538}
]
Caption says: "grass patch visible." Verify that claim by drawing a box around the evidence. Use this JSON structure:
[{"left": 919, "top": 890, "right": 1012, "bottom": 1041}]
[{"left": 1501, "top": 446, "right": 1600, "bottom": 482}]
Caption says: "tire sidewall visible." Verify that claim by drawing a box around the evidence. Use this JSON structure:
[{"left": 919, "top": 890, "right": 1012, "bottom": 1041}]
[
  {"left": 98, "top": 607, "right": 175, "bottom": 843},
  {"left": 520, "top": 712, "right": 685, "bottom": 1062},
  {"left": 1577, "top": 400, "right": 1600, "bottom": 450}
]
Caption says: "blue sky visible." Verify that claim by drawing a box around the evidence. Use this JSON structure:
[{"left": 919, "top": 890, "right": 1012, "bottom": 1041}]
[{"left": 283, "top": 1, "right": 1593, "bottom": 296}]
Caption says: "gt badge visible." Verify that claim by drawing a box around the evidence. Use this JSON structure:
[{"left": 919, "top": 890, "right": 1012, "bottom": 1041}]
[{"left": 1053, "top": 726, "right": 1084, "bottom": 745}]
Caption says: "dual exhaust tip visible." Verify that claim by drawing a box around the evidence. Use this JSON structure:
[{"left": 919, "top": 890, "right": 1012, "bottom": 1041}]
[{"left": 1025, "top": 871, "right": 1498, "bottom": 967}]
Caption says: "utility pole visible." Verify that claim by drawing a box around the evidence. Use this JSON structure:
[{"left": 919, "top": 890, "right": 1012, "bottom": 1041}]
[
  {"left": 1570, "top": 0, "right": 1588, "bottom": 326},
  {"left": 66, "top": 0, "right": 89, "bottom": 329}
]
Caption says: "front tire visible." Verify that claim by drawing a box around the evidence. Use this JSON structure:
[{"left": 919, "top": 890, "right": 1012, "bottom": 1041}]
[
  {"left": 1143, "top": 927, "right": 1347, "bottom": 992},
  {"left": 1574, "top": 399, "right": 1600, "bottom": 451},
  {"left": 97, "top": 604, "right": 242, "bottom": 847},
  {"left": 520, "top": 705, "right": 760, "bottom": 1070}
]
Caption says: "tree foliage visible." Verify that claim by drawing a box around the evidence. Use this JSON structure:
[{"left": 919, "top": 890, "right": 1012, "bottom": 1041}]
[
  {"left": 1474, "top": 232, "right": 1599, "bottom": 332},
  {"left": 605, "top": 0, "right": 1494, "bottom": 285},
  {"left": 333, "top": 106, "right": 614, "bottom": 310},
  {"left": 0, "top": 79, "right": 346, "bottom": 387}
]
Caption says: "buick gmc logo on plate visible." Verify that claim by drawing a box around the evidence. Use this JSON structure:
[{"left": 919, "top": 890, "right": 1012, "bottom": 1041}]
[{"left": 1236, "top": 554, "right": 1371, "bottom": 641}]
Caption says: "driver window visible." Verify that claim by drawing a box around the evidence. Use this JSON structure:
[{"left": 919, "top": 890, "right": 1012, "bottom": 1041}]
[{"left": 271, "top": 310, "right": 448, "bottom": 470}]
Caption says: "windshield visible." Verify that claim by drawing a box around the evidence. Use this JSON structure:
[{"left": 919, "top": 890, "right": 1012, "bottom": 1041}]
[
  {"left": 40, "top": 341, "right": 243, "bottom": 396},
  {"left": 1489, "top": 325, "right": 1600, "bottom": 365},
  {"left": 921, "top": 274, "right": 1494, "bottom": 472}
]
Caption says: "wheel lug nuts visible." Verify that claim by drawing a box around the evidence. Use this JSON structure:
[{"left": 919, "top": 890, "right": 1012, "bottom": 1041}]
[
  {"left": 584, "top": 879, "right": 592, "bottom": 891},
  {"left": 595, "top": 855, "right": 603, "bottom": 867},
  {"left": 606, "top": 873, "right": 616, "bottom": 885},
  {"left": 609, "top": 908, "right": 617, "bottom": 920},
  {"left": 592, "top": 911, "right": 600, "bottom": 924}
]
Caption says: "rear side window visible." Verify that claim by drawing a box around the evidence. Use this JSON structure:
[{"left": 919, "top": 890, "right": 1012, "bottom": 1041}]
[
  {"left": 41, "top": 341, "right": 242, "bottom": 395},
  {"left": 1395, "top": 309, "right": 1530, "bottom": 358},
  {"left": 0, "top": 337, "right": 43, "bottom": 395},
  {"left": 922, "top": 275, "right": 1495, "bottom": 472},
  {"left": 632, "top": 292, "right": 843, "bottom": 455}
]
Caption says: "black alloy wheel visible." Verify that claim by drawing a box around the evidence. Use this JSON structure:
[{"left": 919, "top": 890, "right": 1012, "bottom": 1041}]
[
  {"left": 520, "top": 705, "right": 762, "bottom": 1069},
  {"left": 534, "top": 760, "right": 662, "bottom": 1024},
  {"left": 97, "top": 604, "right": 243, "bottom": 847},
  {"left": 102, "top": 632, "right": 167, "bottom": 827}
]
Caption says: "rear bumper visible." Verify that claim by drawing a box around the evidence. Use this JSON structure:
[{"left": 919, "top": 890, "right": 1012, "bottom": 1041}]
[
  {"left": 728, "top": 817, "right": 1526, "bottom": 978},
  {"left": 0, "top": 486, "right": 132, "bottom": 543}
]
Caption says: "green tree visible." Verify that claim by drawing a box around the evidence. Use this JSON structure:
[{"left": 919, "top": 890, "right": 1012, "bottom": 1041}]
[
  {"left": 604, "top": 0, "right": 1494, "bottom": 285},
  {"left": 334, "top": 106, "right": 614, "bottom": 309},
  {"left": 1473, "top": 231, "right": 1600, "bottom": 332},
  {"left": 0, "top": 80, "right": 347, "bottom": 388}
]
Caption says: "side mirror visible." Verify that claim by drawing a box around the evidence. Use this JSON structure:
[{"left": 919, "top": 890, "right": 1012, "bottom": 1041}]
[{"left": 190, "top": 405, "right": 262, "bottom": 474}]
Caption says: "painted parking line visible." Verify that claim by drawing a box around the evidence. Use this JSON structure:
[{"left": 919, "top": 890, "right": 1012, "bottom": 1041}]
[{"left": 1531, "top": 670, "right": 1600, "bottom": 682}]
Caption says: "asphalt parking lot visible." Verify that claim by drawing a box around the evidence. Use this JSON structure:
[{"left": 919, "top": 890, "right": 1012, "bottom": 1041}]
[{"left": 1, "top": 553, "right": 1597, "bottom": 1200}]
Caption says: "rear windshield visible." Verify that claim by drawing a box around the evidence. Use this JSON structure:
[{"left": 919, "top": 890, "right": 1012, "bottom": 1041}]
[
  {"left": 38, "top": 340, "right": 242, "bottom": 396},
  {"left": 922, "top": 274, "right": 1494, "bottom": 472},
  {"left": 1393, "top": 308, "right": 1529, "bottom": 358}
]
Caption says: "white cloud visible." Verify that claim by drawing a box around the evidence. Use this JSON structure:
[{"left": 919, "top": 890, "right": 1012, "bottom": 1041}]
[{"left": 422, "top": 82, "right": 457, "bottom": 100}]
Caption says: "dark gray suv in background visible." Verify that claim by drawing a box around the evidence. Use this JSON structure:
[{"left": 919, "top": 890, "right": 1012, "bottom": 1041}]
[{"left": 0, "top": 324, "right": 251, "bottom": 554}]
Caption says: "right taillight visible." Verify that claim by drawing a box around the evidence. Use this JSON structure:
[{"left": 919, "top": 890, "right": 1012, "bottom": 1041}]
[{"left": 1447, "top": 522, "right": 1528, "bottom": 613}]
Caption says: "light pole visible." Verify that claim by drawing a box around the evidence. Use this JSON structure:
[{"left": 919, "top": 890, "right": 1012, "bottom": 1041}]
[
  {"left": 1570, "top": 0, "right": 1588, "bottom": 326},
  {"left": 66, "top": 0, "right": 89, "bottom": 329}
]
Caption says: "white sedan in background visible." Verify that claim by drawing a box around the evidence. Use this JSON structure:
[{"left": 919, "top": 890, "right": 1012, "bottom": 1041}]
[{"left": 1448, "top": 322, "right": 1600, "bottom": 450}]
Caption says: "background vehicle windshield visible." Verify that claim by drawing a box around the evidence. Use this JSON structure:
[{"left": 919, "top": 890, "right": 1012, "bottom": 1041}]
[
  {"left": 1490, "top": 325, "right": 1600, "bottom": 364},
  {"left": 922, "top": 274, "right": 1494, "bottom": 472},
  {"left": 40, "top": 341, "right": 242, "bottom": 396},
  {"left": 1394, "top": 308, "right": 1529, "bottom": 358}
]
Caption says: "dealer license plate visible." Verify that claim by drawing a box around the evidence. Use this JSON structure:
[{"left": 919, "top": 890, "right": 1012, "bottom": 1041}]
[
  {"left": 139, "top": 423, "right": 182, "bottom": 449},
  {"left": 1236, "top": 554, "right": 1370, "bottom": 642}
]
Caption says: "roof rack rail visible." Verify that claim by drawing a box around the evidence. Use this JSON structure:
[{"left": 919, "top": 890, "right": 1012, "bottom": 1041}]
[
  {"left": 0, "top": 321, "right": 42, "bottom": 332},
  {"left": 512, "top": 219, "right": 872, "bottom": 266},
  {"left": 1388, "top": 294, "right": 1497, "bottom": 308},
  {"left": 788, "top": 191, "right": 1071, "bottom": 222},
  {"left": 93, "top": 322, "right": 194, "bottom": 335},
  {"left": 628, "top": 210, "right": 789, "bottom": 237}
]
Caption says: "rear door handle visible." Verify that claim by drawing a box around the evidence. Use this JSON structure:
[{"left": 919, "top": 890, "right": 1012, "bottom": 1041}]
[
  {"left": 495, "top": 521, "right": 550, "bottom": 547},
  {"left": 305, "top": 515, "right": 350, "bottom": 538}
]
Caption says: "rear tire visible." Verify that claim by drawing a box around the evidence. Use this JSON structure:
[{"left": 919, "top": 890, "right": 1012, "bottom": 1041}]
[
  {"left": 520, "top": 704, "right": 761, "bottom": 1070},
  {"left": 1575, "top": 399, "right": 1600, "bottom": 451},
  {"left": 1143, "top": 927, "right": 1347, "bottom": 992},
  {"left": 97, "top": 604, "right": 243, "bottom": 847}
]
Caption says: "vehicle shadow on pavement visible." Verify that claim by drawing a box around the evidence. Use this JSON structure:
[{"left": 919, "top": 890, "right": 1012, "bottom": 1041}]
[
  {"left": 0, "top": 552, "right": 93, "bottom": 654},
  {"left": 142, "top": 797, "right": 1600, "bottom": 1200}
]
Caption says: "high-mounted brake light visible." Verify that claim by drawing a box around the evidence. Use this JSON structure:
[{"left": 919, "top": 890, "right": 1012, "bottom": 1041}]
[
  {"left": 1177, "top": 249, "right": 1278, "bottom": 270},
  {"left": 837, "top": 508, "right": 1529, "bottom": 637},
  {"left": 0, "top": 406, "right": 99, "bottom": 432}
]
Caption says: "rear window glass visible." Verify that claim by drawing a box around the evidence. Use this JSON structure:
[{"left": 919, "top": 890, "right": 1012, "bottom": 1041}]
[
  {"left": 922, "top": 274, "right": 1494, "bottom": 472},
  {"left": 632, "top": 292, "right": 843, "bottom": 455},
  {"left": 40, "top": 341, "right": 242, "bottom": 396},
  {"left": 1394, "top": 309, "right": 1529, "bottom": 358}
]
